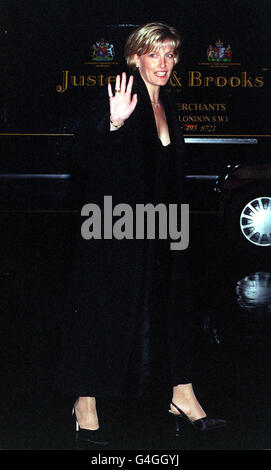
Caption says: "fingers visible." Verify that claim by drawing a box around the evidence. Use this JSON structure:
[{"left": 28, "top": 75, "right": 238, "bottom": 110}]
[
  {"left": 120, "top": 72, "right": 126, "bottom": 93},
  {"left": 108, "top": 83, "right": 113, "bottom": 98},
  {"left": 115, "top": 74, "right": 121, "bottom": 92},
  {"left": 108, "top": 73, "right": 134, "bottom": 99},
  {"left": 126, "top": 75, "right": 134, "bottom": 96}
]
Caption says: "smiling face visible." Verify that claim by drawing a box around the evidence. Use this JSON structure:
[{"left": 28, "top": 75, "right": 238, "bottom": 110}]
[{"left": 134, "top": 41, "right": 176, "bottom": 90}]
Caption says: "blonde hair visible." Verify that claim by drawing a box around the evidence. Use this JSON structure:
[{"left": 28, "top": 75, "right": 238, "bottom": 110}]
[{"left": 125, "top": 22, "right": 181, "bottom": 71}]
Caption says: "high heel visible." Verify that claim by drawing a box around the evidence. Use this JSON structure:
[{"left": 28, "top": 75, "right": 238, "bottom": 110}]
[
  {"left": 169, "top": 401, "right": 227, "bottom": 433},
  {"left": 72, "top": 407, "right": 109, "bottom": 447}
]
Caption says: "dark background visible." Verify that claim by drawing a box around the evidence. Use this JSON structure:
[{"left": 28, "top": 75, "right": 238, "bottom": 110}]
[
  {"left": 0, "top": 0, "right": 271, "bottom": 452},
  {"left": 1, "top": 0, "right": 270, "bottom": 132},
  {"left": 0, "top": 0, "right": 270, "bottom": 211}
]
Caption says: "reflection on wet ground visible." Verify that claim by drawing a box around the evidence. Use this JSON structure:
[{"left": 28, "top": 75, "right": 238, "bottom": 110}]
[{"left": 1, "top": 212, "right": 271, "bottom": 451}]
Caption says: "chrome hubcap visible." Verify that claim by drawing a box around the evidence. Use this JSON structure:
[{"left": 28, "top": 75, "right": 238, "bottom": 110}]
[{"left": 240, "top": 197, "right": 271, "bottom": 246}]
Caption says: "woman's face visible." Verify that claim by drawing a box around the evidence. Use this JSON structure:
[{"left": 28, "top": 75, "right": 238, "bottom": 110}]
[{"left": 134, "top": 41, "right": 175, "bottom": 88}]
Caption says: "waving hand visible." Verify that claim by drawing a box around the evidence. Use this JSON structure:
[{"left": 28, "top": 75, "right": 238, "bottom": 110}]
[{"left": 108, "top": 72, "right": 138, "bottom": 128}]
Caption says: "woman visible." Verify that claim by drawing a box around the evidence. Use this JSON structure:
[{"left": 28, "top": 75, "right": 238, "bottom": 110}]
[{"left": 58, "top": 22, "right": 226, "bottom": 445}]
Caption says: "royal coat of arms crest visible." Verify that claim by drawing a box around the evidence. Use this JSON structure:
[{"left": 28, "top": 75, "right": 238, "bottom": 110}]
[
  {"left": 207, "top": 39, "right": 232, "bottom": 62},
  {"left": 91, "top": 39, "right": 115, "bottom": 61}
]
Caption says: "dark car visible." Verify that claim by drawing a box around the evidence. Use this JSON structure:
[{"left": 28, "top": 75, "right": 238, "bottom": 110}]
[
  {"left": 183, "top": 135, "right": 271, "bottom": 254},
  {"left": 0, "top": 0, "right": 270, "bottom": 256}
]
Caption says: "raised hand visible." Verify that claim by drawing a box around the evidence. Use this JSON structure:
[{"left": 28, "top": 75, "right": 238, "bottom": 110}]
[{"left": 108, "top": 72, "right": 138, "bottom": 127}]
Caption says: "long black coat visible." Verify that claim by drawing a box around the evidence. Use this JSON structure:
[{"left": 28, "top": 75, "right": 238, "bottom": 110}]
[{"left": 57, "top": 71, "right": 196, "bottom": 397}]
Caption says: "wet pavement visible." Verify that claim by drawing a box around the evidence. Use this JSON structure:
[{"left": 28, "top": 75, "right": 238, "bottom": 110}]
[{"left": 1, "top": 210, "right": 271, "bottom": 452}]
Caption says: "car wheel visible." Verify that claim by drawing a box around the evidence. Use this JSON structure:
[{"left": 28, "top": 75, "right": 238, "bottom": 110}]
[{"left": 224, "top": 185, "right": 271, "bottom": 254}]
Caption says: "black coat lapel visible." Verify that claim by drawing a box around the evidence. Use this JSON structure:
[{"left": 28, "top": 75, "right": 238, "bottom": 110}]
[
  {"left": 131, "top": 70, "right": 184, "bottom": 151},
  {"left": 131, "top": 70, "right": 158, "bottom": 142}
]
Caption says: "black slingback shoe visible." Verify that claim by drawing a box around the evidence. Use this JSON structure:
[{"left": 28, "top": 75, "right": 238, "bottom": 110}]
[
  {"left": 72, "top": 407, "right": 109, "bottom": 447},
  {"left": 169, "top": 401, "right": 227, "bottom": 433}
]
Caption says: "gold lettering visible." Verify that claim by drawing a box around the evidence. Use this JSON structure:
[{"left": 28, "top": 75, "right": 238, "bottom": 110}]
[
  {"left": 255, "top": 76, "right": 264, "bottom": 87},
  {"left": 107, "top": 75, "right": 117, "bottom": 85},
  {"left": 98, "top": 74, "right": 105, "bottom": 86},
  {"left": 178, "top": 103, "right": 227, "bottom": 111},
  {"left": 242, "top": 72, "right": 253, "bottom": 87},
  {"left": 215, "top": 76, "right": 227, "bottom": 87},
  {"left": 55, "top": 69, "right": 265, "bottom": 93},
  {"left": 71, "top": 75, "right": 85, "bottom": 86},
  {"left": 179, "top": 115, "right": 212, "bottom": 123},
  {"left": 208, "top": 104, "right": 215, "bottom": 111},
  {"left": 86, "top": 76, "right": 96, "bottom": 86},
  {"left": 188, "top": 71, "right": 202, "bottom": 87},
  {"left": 229, "top": 76, "right": 241, "bottom": 87},
  {"left": 204, "top": 76, "right": 214, "bottom": 87},
  {"left": 217, "top": 115, "right": 228, "bottom": 123},
  {"left": 169, "top": 71, "right": 182, "bottom": 87},
  {"left": 56, "top": 70, "right": 69, "bottom": 93},
  {"left": 185, "top": 71, "right": 265, "bottom": 88}
]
